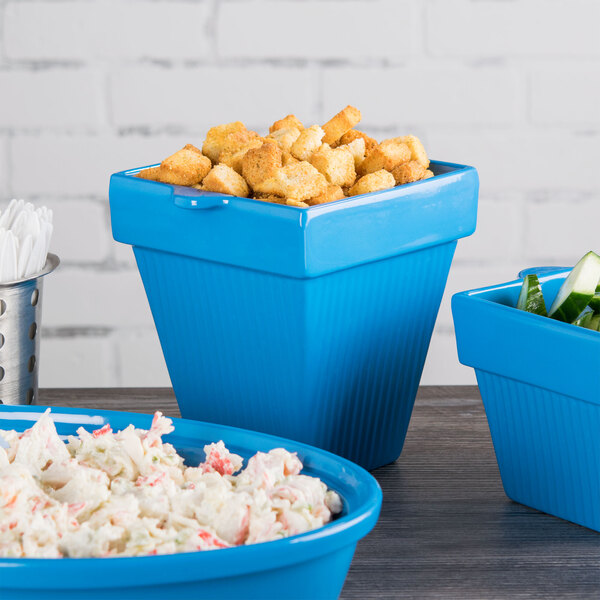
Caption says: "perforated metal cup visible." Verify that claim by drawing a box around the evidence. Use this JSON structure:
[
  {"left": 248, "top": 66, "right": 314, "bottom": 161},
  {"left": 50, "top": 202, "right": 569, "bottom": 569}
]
[{"left": 0, "top": 253, "right": 59, "bottom": 405}]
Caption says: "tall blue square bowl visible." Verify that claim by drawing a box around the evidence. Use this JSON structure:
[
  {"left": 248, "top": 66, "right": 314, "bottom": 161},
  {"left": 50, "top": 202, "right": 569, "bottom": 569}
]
[
  {"left": 453, "top": 267, "right": 600, "bottom": 531},
  {"left": 110, "top": 160, "right": 478, "bottom": 470}
]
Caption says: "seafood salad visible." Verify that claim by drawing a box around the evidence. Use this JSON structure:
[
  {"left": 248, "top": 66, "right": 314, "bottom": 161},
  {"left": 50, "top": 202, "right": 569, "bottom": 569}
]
[{"left": 0, "top": 411, "right": 342, "bottom": 558}]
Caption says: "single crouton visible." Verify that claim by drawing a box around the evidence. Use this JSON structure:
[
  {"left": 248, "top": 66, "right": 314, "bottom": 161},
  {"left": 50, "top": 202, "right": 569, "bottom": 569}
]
[
  {"left": 306, "top": 184, "right": 345, "bottom": 206},
  {"left": 254, "top": 194, "right": 286, "bottom": 204},
  {"left": 310, "top": 144, "right": 356, "bottom": 187},
  {"left": 137, "top": 166, "right": 162, "bottom": 181},
  {"left": 137, "top": 144, "right": 212, "bottom": 186},
  {"left": 202, "top": 122, "right": 247, "bottom": 163},
  {"left": 394, "top": 135, "right": 429, "bottom": 168},
  {"left": 290, "top": 125, "right": 325, "bottom": 161},
  {"left": 202, "top": 164, "right": 250, "bottom": 197},
  {"left": 358, "top": 139, "right": 411, "bottom": 177},
  {"left": 218, "top": 137, "right": 264, "bottom": 174},
  {"left": 391, "top": 160, "right": 429, "bottom": 185},
  {"left": 285, "top": 199, "right": 310, "bottom": 208},
  {"left": 219, "top": 129, "right": 262, "bottom": 156},
  {"left": 322, "top": 105, "right": 362, "bottom": 145},
  {"left": 269, "top": 114, "right": 304, "bottom": 133},
  {"left": 338, "top": 129, "right": 378, "bottom": 154},
  {"left": 254, "top": 161, "right": 328, "bottom": 201},
  {"left": 267, "top": 127, "right": 302, "bottom": 153},
  {"left": 282, "top": 152, "right": 300, "bottom": 165},
  {"left": 242, "top": 141, "right": 283, "bottom": 189},
  {"left": 348, "top": 169, "right": 395, "bottom": 197},
  {"left": 339, "top": 137, "right": 366, "bottom": 169}
]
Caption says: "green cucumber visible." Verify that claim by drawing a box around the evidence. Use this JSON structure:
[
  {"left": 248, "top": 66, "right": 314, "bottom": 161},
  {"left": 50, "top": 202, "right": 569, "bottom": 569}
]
[
  {"left": 548, "top": 251, "right": 600, "bottom": 322},
  {"left": 588, "top": 314, "right": 600, "bottom": 331},
  {"left": 588, "top": 294, "right": 600, "bottom": 313},
  {"left": 573, "top": 306, "right": 594, "bottom": 328},
  {"left": 516, "top": 274, "right": 547, "bottom": 316},
  {"left": 588, "top": 284, "right": 600, "bottom": 313}
]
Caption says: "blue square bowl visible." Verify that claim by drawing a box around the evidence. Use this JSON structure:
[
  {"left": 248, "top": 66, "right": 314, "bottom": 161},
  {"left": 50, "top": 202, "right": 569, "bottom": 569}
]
[
  {"left": 110, "top": 161, "right": 478, "bottom": 469},
  {"left": 453, "top": 268, "right": 600, "bottom": 531}
]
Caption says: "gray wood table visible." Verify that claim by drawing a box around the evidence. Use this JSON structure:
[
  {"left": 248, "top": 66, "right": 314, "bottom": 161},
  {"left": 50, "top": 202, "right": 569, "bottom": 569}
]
[{"left": 36, "top": 386, "right": 600, "bottom": 599}]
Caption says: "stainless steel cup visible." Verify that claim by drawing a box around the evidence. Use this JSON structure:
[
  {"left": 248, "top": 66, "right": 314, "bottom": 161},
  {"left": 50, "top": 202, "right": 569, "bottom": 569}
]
[{"left": 0, "top": 253, "right": 59, "bottom": 405}]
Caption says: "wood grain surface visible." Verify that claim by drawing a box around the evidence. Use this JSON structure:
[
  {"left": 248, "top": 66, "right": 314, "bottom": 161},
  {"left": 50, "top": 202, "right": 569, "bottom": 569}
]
[{"left": 37, "top": 386, "right": 600, "bottom": 599}]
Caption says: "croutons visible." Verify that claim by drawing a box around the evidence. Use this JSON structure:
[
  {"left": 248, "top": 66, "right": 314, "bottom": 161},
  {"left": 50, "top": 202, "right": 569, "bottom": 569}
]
[
  {"left": 269, "top": 114, "right": 304, "bottom": 133},
  {"left": 137, "top": 144, "right": 211, "bottom": 186},
  {"left": 306, "top": 184, "right": 345, "bottom": 206},
  {"left": 242, "top": 141, "right": 283, "bottom": 190},
  {"left": 254, "top": 194, "right": 286, "bottom": 204},
  {"left": 218, "top": 129, "right": 262, "bottom": 156},
  {"left": 290, "top": 125, "right": 325, "bottom": 161},
  {"left": 338, "top": 129, "right": 378, "bottom": 154},
  {"left": 348, "top": 169, "right": 395, "bottom": 197},
  {"left": 282, "top": 152, "right": 300, "bottom": 165},
  {"left": 322, "top": 105, "right": 362, "bottom": 145},
  {"left": 137, "top": 166, "right": 161, "bottom": 181},
  {"left": 339, "top": 137, "right": 366, "bottom": 169},
  {"left": 202, "top": 122, "right": 247, "bottom": 163},
  {"left": 391, "top": 160, "right": 428, "bottom": 185},
  {"left": 139, "top": 107, "right": 433, "bottom": 208},
  {"left": 219, "top": 137, "right": 264, "bottom": 174},
  {"left": 202, "top": 164, "right": 250, "bottom": 197},
  {"left": 254, "top": 161, "right": 328, "bottom": 201},
  {"left": 358, "top": 139, "right": 411, "bottom": 177},
  {"left": 310, "top": 144, "right": 356, "bottom": 187},
  {"left": 285, "top": 199, "right": 310, "bottom": 208},
  {"left": 267, "top": 127, "right": 302, "bottom": 153},
  {"left": 394, "top": 135, "right": 429, "bottom": 168}
]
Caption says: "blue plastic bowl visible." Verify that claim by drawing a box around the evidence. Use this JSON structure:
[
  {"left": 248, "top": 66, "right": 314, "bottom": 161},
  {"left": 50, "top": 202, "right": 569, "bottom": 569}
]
[
  {"left": 0, "top": 404, "right": 381, "bottom": 599},
  {"left": 109, "top": 161, "right": 478, "bottom": 469},
  {"left": 452, "top": 268, "right": 600, "bottom": 531}
]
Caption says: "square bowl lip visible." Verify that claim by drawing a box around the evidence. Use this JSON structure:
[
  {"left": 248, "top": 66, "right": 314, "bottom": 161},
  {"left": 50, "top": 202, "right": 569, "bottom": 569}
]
[
  {"left": 0, "top": 404, "right": 382, "bottom": 590},
  {"left": 453, "top": 266, "right": 600, "bottom": 340},
  {"left": 114, "top": 159, "right": 476, "bottom": 213}
]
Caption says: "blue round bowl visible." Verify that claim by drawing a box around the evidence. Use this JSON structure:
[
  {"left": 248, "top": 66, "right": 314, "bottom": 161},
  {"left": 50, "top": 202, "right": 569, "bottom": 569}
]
[{"left": 0, "top": 405, "right": 382, "bottom": 600}]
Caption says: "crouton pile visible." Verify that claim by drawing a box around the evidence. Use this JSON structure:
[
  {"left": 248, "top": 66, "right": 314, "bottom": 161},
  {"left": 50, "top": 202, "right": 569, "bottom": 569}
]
[{"left": 137, "top": 106, "right": 433, "bottom": 207}]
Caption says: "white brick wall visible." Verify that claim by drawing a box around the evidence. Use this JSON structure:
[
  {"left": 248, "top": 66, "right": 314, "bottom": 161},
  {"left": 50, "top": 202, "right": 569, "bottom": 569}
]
[
  {"left": 426, "top": 0, "right": 600, "bottom": 58},
  {"left": 0, "top": 70, "right": 104, "bottom": 130},
  {"left": 4, "top": 2, "right": 213, "bottom": 61},
  {"left": 531, "top": 67, "right": 600, "bottom": 125},
  {"left": 0, "top": 0, "right": 597, "bottom": 387},
  {"left": 216, "top": 1, "right": 414, "bottom": 60},
  {"left": 321, "top": 66, "right": 523, "bottom": 127},
  {"left": 110, "top": 66, "right": 317, "bottom": 129}
]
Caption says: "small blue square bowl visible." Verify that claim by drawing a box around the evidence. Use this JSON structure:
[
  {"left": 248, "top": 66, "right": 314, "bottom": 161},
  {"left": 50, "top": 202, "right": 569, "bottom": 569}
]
[{"left": 452, "top": 267, "right": 600, "bottom": 531}]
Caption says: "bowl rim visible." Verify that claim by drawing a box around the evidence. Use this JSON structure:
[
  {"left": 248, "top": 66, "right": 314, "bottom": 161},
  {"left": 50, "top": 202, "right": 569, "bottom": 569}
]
[
  {"left": 0, "top": 404, "right": 382, "bottom": 590},
  {"left": 118, "top": 159, "right": 475, "bottom": 211},
  {"left": 453, "top": 266, "right": 600, "bottom": 337}
]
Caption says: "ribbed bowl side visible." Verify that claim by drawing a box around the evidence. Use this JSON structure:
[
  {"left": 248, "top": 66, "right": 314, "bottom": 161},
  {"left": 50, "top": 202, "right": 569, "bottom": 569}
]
[
  {"left": 476, "top": 370, "right": 600, "bottom": 531},
  {"left": 303, "top": 243, "right": 456, "bottom": 467},
  {"left": 134, "top": 242, "right": 456, "bottom": 469}
]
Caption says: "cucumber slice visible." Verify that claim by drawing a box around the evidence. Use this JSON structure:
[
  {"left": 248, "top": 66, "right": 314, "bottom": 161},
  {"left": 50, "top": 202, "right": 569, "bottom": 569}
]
[
  {"left": 573, "top": 306, "right": 594, "bottom": 328},
  {"left": 588, "top": 293, "right": 600, "bottom": 313},
  {"left": 588, "top": 314, "right": 600, "bottom": 331},
  {"left": 516, "top": 274, "right": 547, "bottom": 316},
  {"left": 548, "top": 251, "right": 600, "bottom": 322},
  {"left": 588, "top": 284, "right": 600, "bottom": 313}
]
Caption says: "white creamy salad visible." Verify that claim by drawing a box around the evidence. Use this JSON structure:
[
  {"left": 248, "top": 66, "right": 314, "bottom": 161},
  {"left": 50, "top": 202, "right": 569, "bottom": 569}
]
[{"left": 0, "top": 411, "right": 342, "bottom": 558}]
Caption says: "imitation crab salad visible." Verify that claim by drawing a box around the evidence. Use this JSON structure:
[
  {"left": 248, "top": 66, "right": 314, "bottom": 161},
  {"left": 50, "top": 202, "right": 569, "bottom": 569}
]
[{"left": 0, "top": 411, "right": 342, "bottom": 558}]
